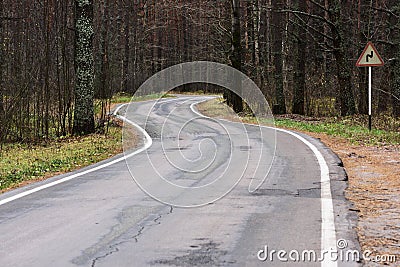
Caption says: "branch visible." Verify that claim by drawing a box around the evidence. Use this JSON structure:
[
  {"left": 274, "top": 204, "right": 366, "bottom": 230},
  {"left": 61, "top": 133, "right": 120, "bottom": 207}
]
[
  {"left": 372, "top": 7, "right": 399, "bottom": 18},
  {"left": 376, "top": 40, "right": 396, "bottom": 46},
  {"left": 0, "top": 17, "right": 26, "bottom": 21},
  {"left": 281, "top": 9, "right": 336, "bottom": 31},
  {"left": 291, "top": 13, "right": 335, "bottom": 42},
  {"left": 308, "top": 0, "right": 330, "bottom": 14},
  {"left": 374, "top": 88, "right": 400, "bottom": 102},
  {"left": 213, "top": 21, "right": 231, "bottom": 39}
]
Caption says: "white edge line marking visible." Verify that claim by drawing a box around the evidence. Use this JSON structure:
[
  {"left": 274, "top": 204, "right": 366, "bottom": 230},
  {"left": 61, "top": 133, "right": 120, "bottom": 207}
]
[
  {"left": 0, "top": 103, "right": 154, "bottom": 207},
  {"left": 0, "top": 97, "right": 189, "bottom": 206},
  {"left": 190, "top": 99, "right": 337, "bottom": 267},
  {"left": 1, "top": 97, "right": 338, "bottom": 266}
]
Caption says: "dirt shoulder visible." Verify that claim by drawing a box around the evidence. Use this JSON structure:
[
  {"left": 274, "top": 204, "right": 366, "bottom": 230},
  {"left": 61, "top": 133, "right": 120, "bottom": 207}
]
[
  {"left": 323, "top": 135, "right": 399, "bottom": 262},
  {"left": 197, "top": 99, "right": 399, "bottom": 266},
  {"left": 299, "top": 132, "right": 399, "bottom": 266}
]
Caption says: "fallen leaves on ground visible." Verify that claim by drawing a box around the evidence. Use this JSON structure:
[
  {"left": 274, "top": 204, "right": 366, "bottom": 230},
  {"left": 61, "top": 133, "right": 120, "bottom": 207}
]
[{"left": 309, "top": 133, "right": 399, "bottom": 266}]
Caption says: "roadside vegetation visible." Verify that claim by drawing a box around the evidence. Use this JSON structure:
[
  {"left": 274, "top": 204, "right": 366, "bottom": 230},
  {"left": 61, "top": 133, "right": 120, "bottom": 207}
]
[
  {"left": 198, "top": 97, "right": 400, "bottom": 261},
  {"left": 0, "top": 125, "right": 122, "bottom": 192},
  {"left": 0, "top": 93, "right": 172, "bottom": 192},
  {"left": 198, "top": 98, "right": 400, "bottom": 146},
  {"left": 266, "top": 117, "right": 399, "bottom": 146},
  {"left": 111, "top": 92, "right": 173, "bottom": 104}
]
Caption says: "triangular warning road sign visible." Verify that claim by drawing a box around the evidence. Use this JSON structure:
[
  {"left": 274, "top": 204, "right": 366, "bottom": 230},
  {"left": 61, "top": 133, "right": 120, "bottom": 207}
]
[{"left": 356, "top": 42, "right": 384, "bottom": 67}]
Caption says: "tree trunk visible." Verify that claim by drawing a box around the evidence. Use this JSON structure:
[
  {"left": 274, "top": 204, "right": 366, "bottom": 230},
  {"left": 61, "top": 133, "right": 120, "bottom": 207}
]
[
  {"left": 272, "top": 0, "right": 286, "bottom": 114},
  {"left": 73, "top": 0, "right": 95, "bottom": 135},
  {"left": 0, "top": 0, "right": 3, "bottom": 120},
  {"left": 97, "top": 0, "right": 109, "bottom": 100},
  {"left": 393, "top": 46, "right": 400, "bottom": 117},
  {"left": 330, "top": 2, "right": 356, "bottom": 116},
  {"left": 0, "top": 0, "right": 4, "bottom": 144},
  {"left": 44, "top": 0, "right": 51, "bottom": 137},
  {"left": 392, "top": 3, "right": 400, "bottom": 117},
  {"left": 333, "top": 43, "right": 356, "bottom": 116},
  {"left": 252, "top": 0, "right": 262, "bottom": 88},
  {"left": 292, "top": 0, "right": 306, "bottom": 115},
  {"left": 122, "top": 0, "right": 130, "bottom": 92},
  {"left": 258, "top": 0, "right": 269, "bottom": 97},
  {"left": 228, "top": 0, "right": 243, "bottom": 113}
]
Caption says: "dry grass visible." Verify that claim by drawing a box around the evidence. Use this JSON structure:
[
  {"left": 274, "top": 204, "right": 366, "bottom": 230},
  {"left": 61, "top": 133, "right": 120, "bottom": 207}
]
[
  {"left": 309, "top": 133, "right": 399, "bottom": 265},
  {"left": 196, "top": 97, "right": 242, "bottom": 122}
]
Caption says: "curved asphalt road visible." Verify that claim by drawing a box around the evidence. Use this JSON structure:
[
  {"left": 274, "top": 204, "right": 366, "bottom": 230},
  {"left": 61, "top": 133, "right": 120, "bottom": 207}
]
[{"left": 0, "top": 96, "right": 360, "bottom": 267}]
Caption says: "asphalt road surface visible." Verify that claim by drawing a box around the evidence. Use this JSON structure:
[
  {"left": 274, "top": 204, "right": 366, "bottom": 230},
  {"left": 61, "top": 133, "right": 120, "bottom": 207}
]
[{"left": 0, "top": 96, "right": 360, "bottom": 267}]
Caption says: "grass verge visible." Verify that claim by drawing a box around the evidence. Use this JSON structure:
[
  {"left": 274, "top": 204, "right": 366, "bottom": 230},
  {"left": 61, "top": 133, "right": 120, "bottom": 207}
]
[
  {"left": 198, "top": 98, "right": 400, "bottom": 146},
  {"left": 270, "top": 118, "right": 399, "bottom": 146},
  {"left": 0, "top": 92, "right": 177, "bottom": 193},
  {"left": 197, "top": 97, "right": 400, "bottom": 259},
  {"left": 111, "top": 92, "right": 174, "bottom": 104},
  {"left": 0, "top": 124, "right": 125, "bottom": 192}
]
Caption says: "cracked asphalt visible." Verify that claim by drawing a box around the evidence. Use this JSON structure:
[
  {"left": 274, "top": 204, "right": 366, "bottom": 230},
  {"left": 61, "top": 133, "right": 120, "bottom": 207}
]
[{"left": 0, "top": 96, "right": 360, "bottom": 267}]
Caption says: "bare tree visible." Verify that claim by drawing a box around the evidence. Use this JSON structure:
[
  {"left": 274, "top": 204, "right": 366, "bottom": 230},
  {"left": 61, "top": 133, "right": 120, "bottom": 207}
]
[
  {"left": 0, "top": 0, "right": 4, "bottom": 124},
  {"left": 272, "top": 0, "right": 286, "bottom": 114},
  {"left": 285, "top": 0, "right": 356, "bottom": 116},
  {"left": 2, "top": 0, "right": 400, "bottom": 146},
  {"left": 389, "top": 0, "right": 400, "bottom": 117},
  {"left": 227, "top": 0, "right": 244, "bottom": 113},
  {"left": 291, "top": 0, "right": 306, "bottom": 115}
]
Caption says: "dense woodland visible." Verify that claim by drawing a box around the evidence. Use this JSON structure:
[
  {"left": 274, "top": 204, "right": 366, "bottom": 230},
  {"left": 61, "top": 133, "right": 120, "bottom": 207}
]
[{"left": 0, "top": 0, "right": 400, "bottom": 143}]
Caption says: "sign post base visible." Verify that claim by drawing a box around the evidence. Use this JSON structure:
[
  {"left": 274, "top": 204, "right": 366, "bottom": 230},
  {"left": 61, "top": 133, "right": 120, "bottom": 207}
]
[{"left": 369, "top": 114, "right": 372, "bottom": 132}]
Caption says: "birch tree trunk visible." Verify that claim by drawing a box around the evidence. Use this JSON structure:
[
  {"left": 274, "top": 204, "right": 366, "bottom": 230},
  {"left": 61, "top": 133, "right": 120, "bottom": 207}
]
[{"left": 272, "top": 0, "right": 286, "bottom": 114}]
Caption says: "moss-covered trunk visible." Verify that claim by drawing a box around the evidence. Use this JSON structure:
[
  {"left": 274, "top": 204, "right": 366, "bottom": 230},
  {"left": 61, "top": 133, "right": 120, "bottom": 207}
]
[{"left": 73, "top": 0, "right": 95, "bottom": 135}]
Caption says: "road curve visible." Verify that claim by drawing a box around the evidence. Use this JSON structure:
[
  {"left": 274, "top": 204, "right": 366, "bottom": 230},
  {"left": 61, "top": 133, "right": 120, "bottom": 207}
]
[{"left": 0, "top": 96, "right": 359, "bottom": 267}]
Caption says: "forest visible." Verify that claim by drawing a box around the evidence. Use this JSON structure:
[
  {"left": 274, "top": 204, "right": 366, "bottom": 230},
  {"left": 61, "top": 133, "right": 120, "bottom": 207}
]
[{"left": 1, "top": 0, "right": 400, "bottom": 144}]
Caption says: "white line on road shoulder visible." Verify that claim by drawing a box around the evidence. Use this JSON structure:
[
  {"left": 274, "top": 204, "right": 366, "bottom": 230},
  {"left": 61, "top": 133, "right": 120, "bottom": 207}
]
[
  {"left": 190, "top": 99, "right": 337, "bottom": 267},
  {"left": 0, "top": 103, "right": 154, "bottom": 207},
  {"left": 0, "top": 97, "right": 187, "bottom": 206},
  {"left": 1, "top": 97, "right": 338, "bottom": 267}
]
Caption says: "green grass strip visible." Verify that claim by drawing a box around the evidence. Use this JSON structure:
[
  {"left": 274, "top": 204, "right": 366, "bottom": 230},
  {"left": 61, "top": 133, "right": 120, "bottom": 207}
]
[{"left": 0, "top": 126, "right": 122, "bottom": 191}]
